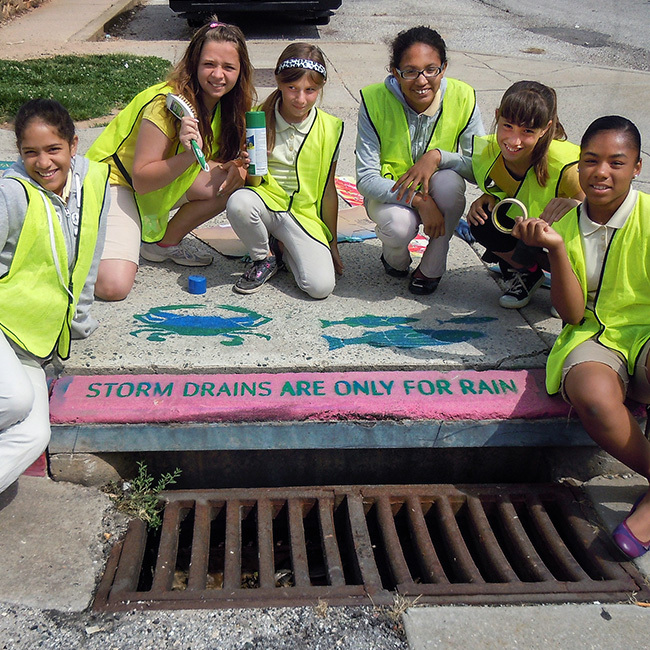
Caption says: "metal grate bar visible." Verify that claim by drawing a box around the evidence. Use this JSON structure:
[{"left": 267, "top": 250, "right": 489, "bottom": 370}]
[
  {"left": 151, "top": 500, "right": 184, "bottom": 592},
  {"left": 528, "top": 496, "right": 589, "bottom": 582},
  {"left": 317, "top": 497, "right": 345, "bottom": 587},
  {"left": 95, "top": 484, "right": 650, "bottom": 611},
  {"left": 223, "top": 499, "right": 242, "bottom": 590},
  {"left": 466, "top": 496, "right": 520, "bottom": 583},
  {"left": 347, "top": 493, "right": 383, "bottom": 589},
  {"left": 257, "top": 499, "right": 276, "bottom": 589},
  {"left": 186, "top": 500, "right": 212, "bottom": 591},
  {"left": 437, "top": 496, "right": 484, "bottom": 583},
  {"left": 497, "top": 498, "right": 555, "bottom": 582},
  {"left": 376, "top": 495, "right": 414, "bottom": 588},
  {"left": 288, "top": 499, "right": 311, "bottom": 587},
  {"left": 405, "top": 496, "right": 449, "bottom": 584},
  {"left": 110, "top": 518, "right": 147, "bottom": 595}
]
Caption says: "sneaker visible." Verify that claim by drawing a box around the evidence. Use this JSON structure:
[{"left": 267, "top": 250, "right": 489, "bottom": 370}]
[
  {"left": 141, "top": 242, "right": 213, "bottom": 267},
  {"left": 234, "top": 256, "right": 278, "bottom": 294},
  {"left": 380, "top": 254, "right": 409, "bottom": 278},
  {"left": 498, "top": 266, "right": 545, "bottom": 309}
]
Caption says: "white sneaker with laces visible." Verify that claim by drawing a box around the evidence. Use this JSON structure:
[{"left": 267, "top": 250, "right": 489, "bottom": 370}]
[{"left": 140, "top": 242, "right": 213, "bottom": 267}]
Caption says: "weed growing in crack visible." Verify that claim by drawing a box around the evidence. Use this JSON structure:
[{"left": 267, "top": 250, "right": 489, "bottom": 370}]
[{"left": 102, "top": 461, "right": 181, "bottom": 529}]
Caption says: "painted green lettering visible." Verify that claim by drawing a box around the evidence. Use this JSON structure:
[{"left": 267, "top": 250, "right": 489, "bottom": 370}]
[
  {"left": 183, "top": 382, "right": 199, "bottom": 397},
  {"left": 296, "top": 381, "right": 311, "bottom": 396},
  {"left": 353, "top": 380, "right": 369, "bottom": 396},
  {"left": 104, "top": 382, "right": 118, "bottom": 397},
  {"left": 217, "top": 382, "right": 231, "bottom": 397},
  {"left": 201, "top": 382, "right": 215, "bottom": 397},
  {"left": 280, "top": 381, "right": 296, "bottom": 396},
  {"left": 335, "top": 381, "right": 351, "bottom": 396},
  {"left": 135, "top": 382, "right": 151, "bottom": 397},
  {"left": 241, "top": 382, "right": 256, "bottom": 396},
  {"left": 417, "top": 380, "right": 435, "bottom": 396},
  {"left": 379, "top": 380, "right": 394, "bottom": 395},
  {"left": 478, "top": 380, "right": 494, "bottom": 394},
  {"left": 259, "top": 381, "right": 272, "bottom": 397},
  {"left": 459, "top": 379, "right": 476, "bottom": 395},
  {"left": 154, "top": 383, "right": 173, "bottom": 397},
  {"left": 436, "top": 380, "right": 452, "bottom": 395},
  {"left": 116, "top": 382, "right": 134, "bottom": 398},
  {"left": 403, "top": 380, "right": 415, "bottom": 395},
  {"left": 499, "top": 379, "right": 518, "bottom": 394},
  {"left": 86, "top": 382, "right": 101, "bottom": 398},
  {"left": 313, "top": 381, "right": 325, "bottom": 396}
]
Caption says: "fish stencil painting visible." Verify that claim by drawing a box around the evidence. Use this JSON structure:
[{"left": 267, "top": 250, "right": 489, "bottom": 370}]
[{"left": 320, "top": 314, "right": 496, "bottom": 351}]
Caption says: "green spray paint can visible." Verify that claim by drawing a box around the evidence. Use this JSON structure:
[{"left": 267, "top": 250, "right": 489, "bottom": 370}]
[{"left": 246, "top": 111, "right": 268, "bottom": 176}]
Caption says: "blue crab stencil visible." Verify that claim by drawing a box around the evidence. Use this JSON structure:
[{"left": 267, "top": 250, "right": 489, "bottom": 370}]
[
  {"left": 321, "top": 314, "right": 497, "bottom": 351},
  {"left": 131, "top": 304, "right": 272, "bottom": 345}
]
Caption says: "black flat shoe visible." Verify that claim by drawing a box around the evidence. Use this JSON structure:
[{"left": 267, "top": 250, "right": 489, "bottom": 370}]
[
  {"left": 381, "top": 254, "right": 409, "bottom": 278},
  {"left": 408, "top": 271, "right": 441, "bottom": 295}
]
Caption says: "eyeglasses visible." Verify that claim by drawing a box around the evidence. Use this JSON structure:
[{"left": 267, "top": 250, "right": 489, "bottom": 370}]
[{"left": 396, "top": 66, "right": 444, "bottom": 81}]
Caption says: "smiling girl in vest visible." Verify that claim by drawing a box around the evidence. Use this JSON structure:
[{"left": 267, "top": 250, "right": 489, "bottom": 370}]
[
  {"left": 356, "top": 26, "right": 484, "bottom": 295},
  {"left": 226, "top": 43, "right": 343, "bottom": 298},
  {"left": 87, "top": 19, "right": 255, "bottom": 301},
  {"left": 433, "top": 81, "right": 584, "bottom": 308},
  {"left": 513, "top": 116, "right": 650, "bottom": 558},
  {"left": 0, "top": 99, "right": 109, "bottom": 494}
]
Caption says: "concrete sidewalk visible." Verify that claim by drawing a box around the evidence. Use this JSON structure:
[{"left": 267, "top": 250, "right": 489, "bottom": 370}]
[{"left": 2, "top": 1, "right": 650, "bottom": 648}]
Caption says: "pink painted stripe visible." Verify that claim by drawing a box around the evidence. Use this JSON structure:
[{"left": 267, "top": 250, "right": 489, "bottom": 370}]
[
  {"left": 23, "top": 453, "right": 48, "bottom": 477},
  {"left": 49, "top": 370, "right": 572, "bottom": 424}
]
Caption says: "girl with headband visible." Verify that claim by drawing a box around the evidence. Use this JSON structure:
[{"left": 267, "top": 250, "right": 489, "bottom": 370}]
[
  {"left": 226, "top": 43, "right": 343, "bottom": 298},
  {"left": 87, "top": 19, "right": 255, "bottom": 301},
  {"left": 0, "top": 99, "right": 109, "bottom": 493},
  {"left": 432, "top": 80, "right": 584, "bottom": 309},
  {"left": 356, "top": 26, "right": 484, "bottom": 296},
  {"left": 513, "top": 116, "right": 650, "bottom": 558}
]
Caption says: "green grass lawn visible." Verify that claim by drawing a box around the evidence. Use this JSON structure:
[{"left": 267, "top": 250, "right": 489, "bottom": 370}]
[{"left": 0, "top": 54, "right": 171, "bottom": 122}]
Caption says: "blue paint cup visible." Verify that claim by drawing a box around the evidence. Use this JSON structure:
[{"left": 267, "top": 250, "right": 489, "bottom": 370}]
[{"left": 188, "top": 275, "right": 207, "bottom": 294}]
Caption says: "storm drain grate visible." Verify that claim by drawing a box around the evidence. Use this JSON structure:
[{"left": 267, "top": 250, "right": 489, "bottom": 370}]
[{"left": 94, "top": 484, "right": 650, "bottom": 610}]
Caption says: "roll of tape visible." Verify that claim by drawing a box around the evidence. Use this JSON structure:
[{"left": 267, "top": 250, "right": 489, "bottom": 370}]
[
  {"left": 188, "top": 274, "right": 207, "bottom": 294},
  {"left": 491, "top": 197, "right": 528, "bottom": 234}
]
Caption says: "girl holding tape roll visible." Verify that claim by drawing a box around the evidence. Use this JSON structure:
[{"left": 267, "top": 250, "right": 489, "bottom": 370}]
[
  {"left": 356, "top": 26, "right": 484, "bottom": 295},
  {"left": 87, "top": 19, "right": 255, "bottom": 301},
  {"left": 434, "top": 81, "right": 584, "bottom": 308},
  {"left": 513, "top": 116, "right": 650, "bottom": 558},
  {"left": 226, "top": 43, "right": 343, "bottom": 298}
]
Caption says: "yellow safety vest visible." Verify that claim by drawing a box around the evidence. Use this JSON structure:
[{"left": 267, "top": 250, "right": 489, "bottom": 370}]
[
  {"left": 471, "top": 135, "right": 579, "bottom": 220},
  {"left": 0, "top": 162, "right": 108, "bottom": 359},
  {"left": 360, "top": 78, "right": 476, "bottom": 180},
  {"left": 249, "top": 108, "right": 343, "bottom": 246},
  {"left": 546, "top": 192, "right": 650, "bottom": 393},
  {"left": 87, "top": 82, "right": 222, "bottom": 242}
]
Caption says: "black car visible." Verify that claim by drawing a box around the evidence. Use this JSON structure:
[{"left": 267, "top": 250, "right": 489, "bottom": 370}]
[{"left": 169, "top": 0, "right": 343, "bottom": 26}]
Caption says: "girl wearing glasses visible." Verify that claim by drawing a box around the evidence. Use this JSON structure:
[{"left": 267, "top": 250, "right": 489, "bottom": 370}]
[{"left": 356, "top": 25, "right": 484, "bottom": 295}]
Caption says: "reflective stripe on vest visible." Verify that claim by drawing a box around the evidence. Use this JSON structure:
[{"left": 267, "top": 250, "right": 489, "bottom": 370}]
[
  {"left": 546, "top": 192, "right": 650, "bottom": 394},
  {"left": 0, "top": 162, "right": 108, "bottom": 359},
  {"left": 360, "top": 78, "right": 476, "bottom": 180},
  {"left": 471, "top": 135, "right": 579, "bottom": 220},
  {"left": 86, "top": 82, "right": 222, "bottom": 242},
  {"left": 249, "top": 108, "right": 343, "bottom": 246}
]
